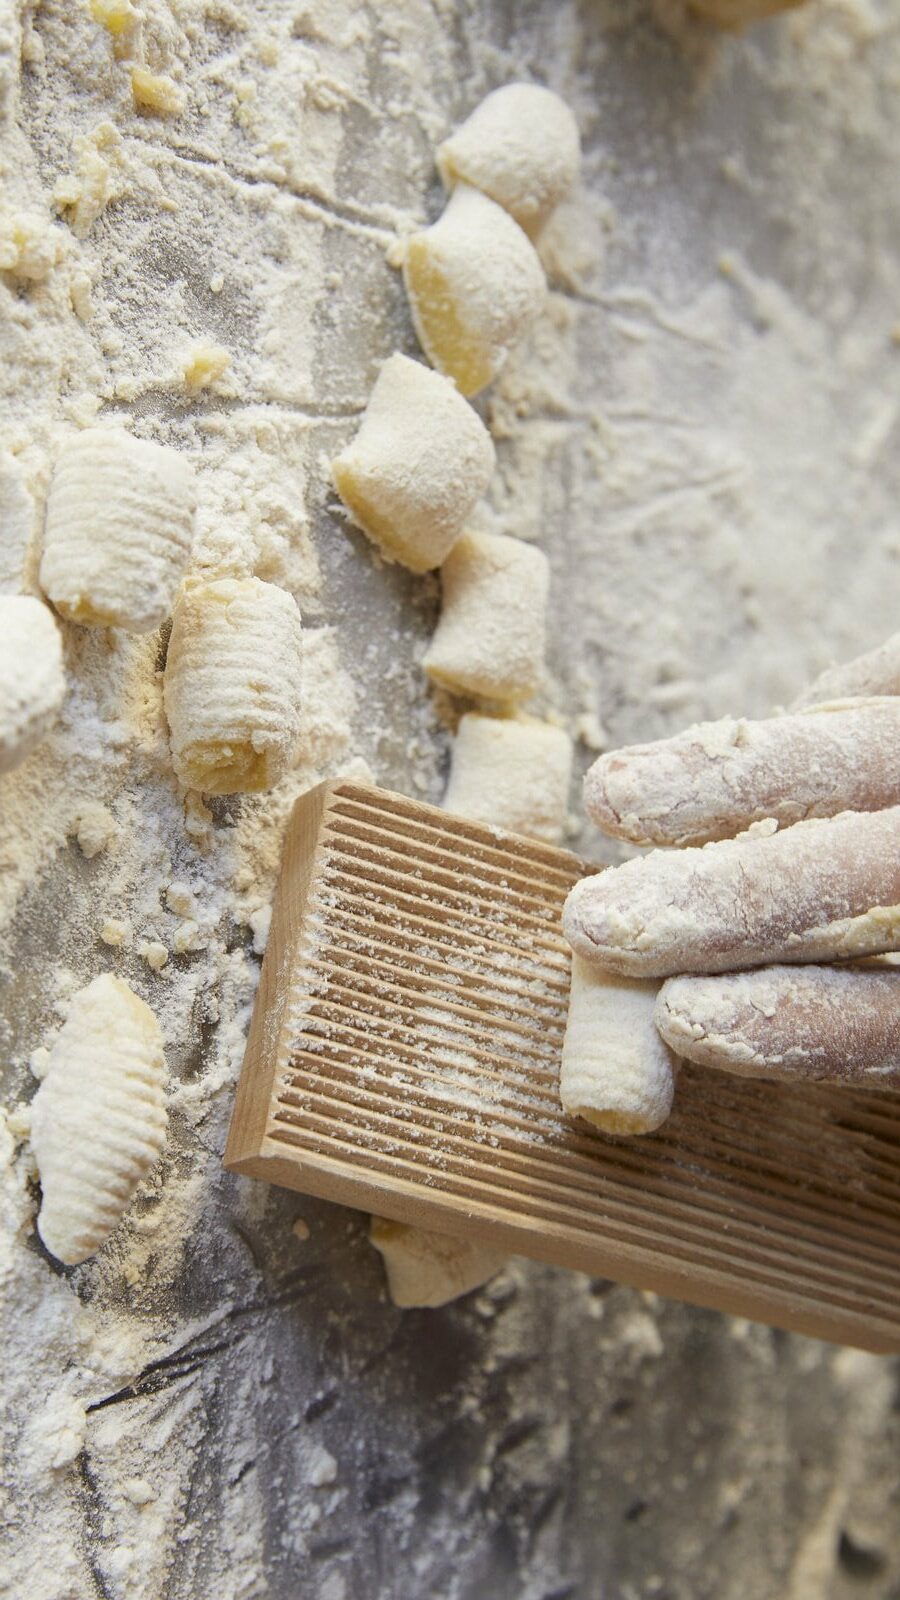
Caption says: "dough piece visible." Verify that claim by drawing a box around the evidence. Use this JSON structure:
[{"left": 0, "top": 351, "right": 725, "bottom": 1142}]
[
  {"left": 560, "top": 956, "right": 676, "bottom": 1135},
  {"left": 656, "top": 965, "right": 900, "bottom": 1084},
  {"left": 563, "top": 807, "right": 900, "bottom": 979},
  {"left": 793, "top": 633, "right": 900, "bottom": 708},
  {"left": 369, "top": 1216, "right": 505, "bottom": 1308},
  {"left": 583, "top": 700, "right": 900, "bottom": 847},
  {"left": 30, "top": 975, "right": 168, "bottom": 1266},
  {"left": 423, "top": 530, "right": 548, "bottom": 702},
  {"left": 437, "top": 83, "right": 580, "bottom": 237},
  {"left": 0, "top": 596, "right": 65, "bottom": 773},
  {"left": 164, "top": 572, "right": 304, "bottom": 794},
  {"left": 130, "top": 67, "right": 185, "bottom": 116},
  {"left": 687, "top": 0, "right": 803, "bottom": 27},
  {"left": 444, "top": 713, "right": 573, "bottom": 843},
  {"left": 331, "top": 353, "right": 495, "bottom": 573},
  {"left": 402, "top": 185, "right": 547, "bottom": 397},
  {"left": 40, "top": 428, "right": 197, "bottom": 632},
  {"left": 0, "top": 451, "right": 35, "bottom": 593}
]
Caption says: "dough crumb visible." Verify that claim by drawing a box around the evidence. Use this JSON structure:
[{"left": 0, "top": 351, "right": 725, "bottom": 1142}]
[
  {"left": 180, "top": 342, "right": 231, "bottom": 393},
  {"left": 131, "top": 67, "right": 185, "bottom": 116},
  {"left": 138, "top": 940, "right": 169, "bottom": 971},
  {"left": 72, "top": 802, "right": 117, "bottom": 859},
  {"left": 291, "top": 1216, "right": 310, "bottom": 1241},
  {"left": 0, "top": 209, "right": 63, "bottom": 282},
  {"left": 100, "top": 917, "right": 133, "bottom": 948}
]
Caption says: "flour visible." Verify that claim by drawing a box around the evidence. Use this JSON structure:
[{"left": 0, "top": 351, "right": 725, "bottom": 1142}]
[{"left": 2, "top": 0, "right": 900, "bottom": 1595}]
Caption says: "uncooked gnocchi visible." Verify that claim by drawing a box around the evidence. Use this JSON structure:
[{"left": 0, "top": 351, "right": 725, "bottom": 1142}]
[
  {"left": 30, "top": 975, "right": 168, "bottom": 1265},
  {"left": 0, "top": 596, "right": 66, "bottom": 773},
  {"left": 402, "top": 185, "right": 547, "bottom": 397},
  {"left": 369, "top": 1216, "right": 505, "bottom": 1308},
  {"left": 437, "top": 83, "right": 581, "bottom": 237},
  {"left": 423, "top": 530, "right": 549, "bottom": 702},
  {"left": 560, "top": 956, "right": 676, "bottom": 1136},
  {"left": 331, "top": 353, "right": 495, "bottom": 573},
  {"left": 40, "top": 427, "right": 197, "bottom": 632},
  {"left": 164, "top": 572, "right": 304, "bottom": 794},
  {"left": 443, "top": 712, "right": 573, "bottom": 843}
]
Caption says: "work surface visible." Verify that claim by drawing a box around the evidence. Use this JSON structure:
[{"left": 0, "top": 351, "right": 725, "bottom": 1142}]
[{"left": 3, "top": 0, "right": 900, "bottom": 1597}]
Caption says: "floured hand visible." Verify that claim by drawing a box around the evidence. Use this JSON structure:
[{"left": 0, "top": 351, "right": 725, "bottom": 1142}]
[{"left": 563, "top": 637, "right": 900, "bottom": 1083}]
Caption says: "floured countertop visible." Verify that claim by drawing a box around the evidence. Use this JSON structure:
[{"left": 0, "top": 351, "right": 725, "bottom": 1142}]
[{"left": 1, "top": 0, "right": 899, "bottom": 1596}]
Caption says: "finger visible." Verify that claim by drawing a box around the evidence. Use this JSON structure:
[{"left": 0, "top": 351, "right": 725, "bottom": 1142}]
[
  {"left": 559, "top": 956, "right": 676, "bottom": 1135},
  {"left": 562, "top": 807, "right": 900, "bottom": 978},
  {"left": 582, "top": 699, "right": 900, "bottom": 847},
  {"left": 793, "top": 632, "right": 900, "bottom": 709},
  {"left": 655, "top": 964, "right": 900, "bottom": 1084}
]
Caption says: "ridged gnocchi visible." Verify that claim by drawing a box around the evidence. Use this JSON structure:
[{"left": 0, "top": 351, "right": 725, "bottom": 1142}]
[
  {"left": 560, "top": 956, "right": 676, "bottom": 1136},
  {"left": 164, "top": 572, "right": 304, "bottom": 794},
  {"left": 437, "top": 84, "right": 581, "bottom": 237},
  {"left": 0, "top": 596, "right": 66, "bottom": 773},
  {"left": 30, "top": 975, "right": 168, "bottom": 1265},
  {"left": 443, "top": 712, "right": 573, "bottom": 844},
  {"left": 40, "top": 427, "right": 197, "bottom": 632},
  {"left": 402, "top": 185, "right": 546, "bottom": 396},
  {"left": 423, "top": 530, "right": 548, "bottom": 702},
  {"left": 331, "top": 354, "right": 495, "bottom": 573}
]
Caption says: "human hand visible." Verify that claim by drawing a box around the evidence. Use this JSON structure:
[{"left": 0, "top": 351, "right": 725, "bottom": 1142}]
[{"left": 562, "top": 635, "right": 900, "bottom": 1084}]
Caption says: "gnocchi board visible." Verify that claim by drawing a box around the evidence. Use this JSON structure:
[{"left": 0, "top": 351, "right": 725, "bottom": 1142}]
[{"left": 225, "top": 780, "right": 900, "bottom": 1353}]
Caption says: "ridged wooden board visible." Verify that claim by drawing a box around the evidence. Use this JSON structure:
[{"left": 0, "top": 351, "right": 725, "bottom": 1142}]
[{"left": 225, "top": 781, "right": 900, "bottom": 1352}]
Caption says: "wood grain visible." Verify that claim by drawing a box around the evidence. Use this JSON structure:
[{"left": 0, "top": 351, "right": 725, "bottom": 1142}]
[{"left": 225, "top": 781, "right": 900, "bottom": 1352}]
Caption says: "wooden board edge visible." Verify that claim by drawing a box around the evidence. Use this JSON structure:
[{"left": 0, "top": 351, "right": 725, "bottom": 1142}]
[
  {"left": 224, "top": 780, "right": 336, "bottom": 1168},
  {"left": 226, "top": 1145, "right": 900, "bottom": 1355}
]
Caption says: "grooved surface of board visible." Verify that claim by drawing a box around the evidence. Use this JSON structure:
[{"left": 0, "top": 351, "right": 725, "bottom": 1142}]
[{"left": 225, "top": 781, "right": 900, "bottom": 1352}]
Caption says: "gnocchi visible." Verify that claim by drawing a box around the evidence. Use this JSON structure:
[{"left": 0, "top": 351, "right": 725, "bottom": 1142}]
[
  {"left": 423, "top": 530, "right": 548, "bottom": 702},
  {"left": 402, "top": 185, "right": 546, "bottom": 397},
  {"left": 0, "top": 596, "right": 66, "bottom": 773},
  {"left": 164, "top": 572, "right": 304, "bottom": 794},
  {"left": 443, "top": 712, "right": 573, "bottom": 844},
  {"left": 40, "top": 428, "right": 197, "bottom": 632},
  {"left": 369, "top": 1216, "right": 505, "bottom": 1308},
  {"left": 437, "top": 83, "right": 580, "bottom": 237},
  {"left": 331, "top": 353, "right": 495, "bottom": 573},
  {"left": 30, "top": 975, "right": 168, "bottom": 1265},
  {"left": 560, "top": 956, "right": 676, "bottom": 1136}
]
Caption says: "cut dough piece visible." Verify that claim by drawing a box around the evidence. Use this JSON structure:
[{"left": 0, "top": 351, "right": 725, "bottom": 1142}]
[
  {"left": 437, "top": 83, "right": 580, "bottom": 237},
  {"left": 30, "top": 975, "right": 168, "bottom": 1266},
  {"left": 369, "top": 1216, "right": 505, "bottom": 1308},
  {"left": 402, "top": 185, "right": 546, "bottom": 397},
  {"left": 40, "top": 428, "right": 197, "bottom": 632},
  {"left": 687, "top": 0, "right": 803, "bottom": 26},
  {"left": 332, "top": 354, "right": 495, "bottom": 573},
  {"left": 164, "top": 572, "right": 303, "bottom": 795},
  {"left": 561, "top": 956, "right": 676, "bottom": 1135},
  {"left": 423, "top": 530, "right": 548, "bottom": 703},
  {"left": 444, "top": 712, "right": 573, "bottom": 843},
  {"left": 0, "top": 596, "right": 65, "bottom": 773}
]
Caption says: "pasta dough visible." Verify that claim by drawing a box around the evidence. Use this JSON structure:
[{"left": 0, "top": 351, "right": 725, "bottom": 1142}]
[
  {"left": 30, "top": 975, "right": 168, "bottom": 1266},
  {"left": 0, "top": 596, "right": 66, "bottom": 773},
  {"left": 369, "top": 1216, "right": 504, "bottom": 1308},
  {"left": 331, "top": 353, "right": 495, "bottom": 573},
  {"left": 402, "top": 185, "right": 547, "bottom": 397},
  {"left": 40, "top": 427, "right": 197, "bottom": 632},
  {"left": 437, "top": 83, "right": 580, "bottom": 237},
  {"left": 560, "top": 956, "right": 676, "bottom": 1135},
  {"left": 423, "top": 530, "right": 548, "bottom": 702},
  {"left": 443, "top": 712, "right": 573, "bottom": 843},
  {"left": 164, "top": 571, "right": 304, "bottom": 794}
]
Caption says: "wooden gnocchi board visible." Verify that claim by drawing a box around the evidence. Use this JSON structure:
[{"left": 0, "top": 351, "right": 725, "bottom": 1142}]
[{"left": 225, "top": 780, "right": 900, "bottom": 1352}]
